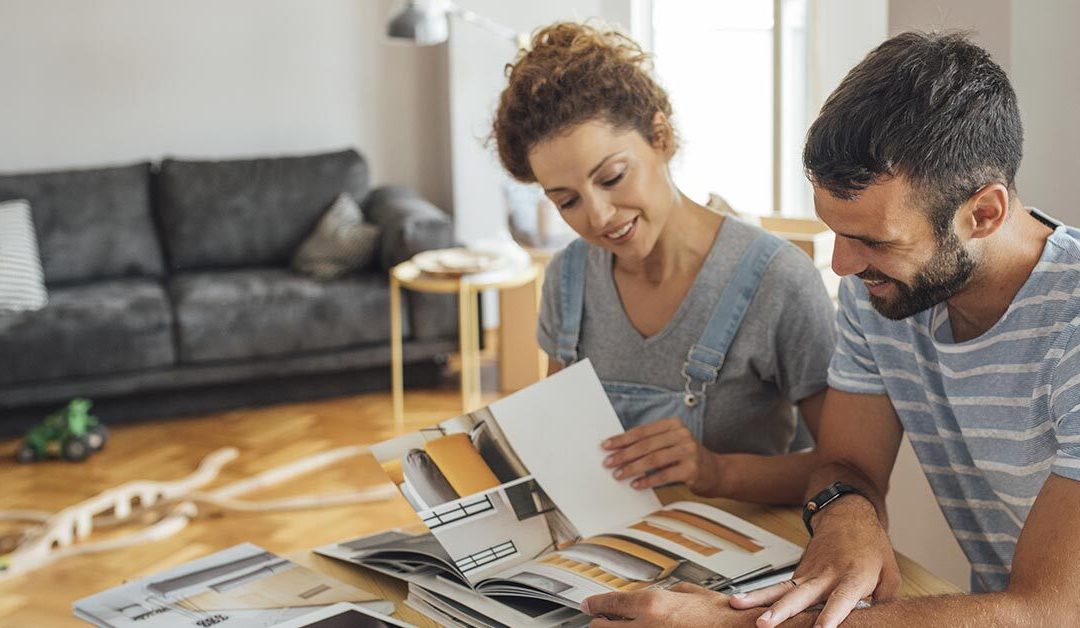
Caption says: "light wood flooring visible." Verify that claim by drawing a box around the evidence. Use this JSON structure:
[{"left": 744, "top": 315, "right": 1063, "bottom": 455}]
[{"left": 0, "top": 387, "right": 487, "bottom": 628}]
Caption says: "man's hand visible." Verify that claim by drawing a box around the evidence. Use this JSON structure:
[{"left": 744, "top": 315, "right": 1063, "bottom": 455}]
[
  {"left": 584, "top": 583, "right": 757, "bottom": 627},
  {"left": 730, "top": 495, "right": 901, "bottom": 628},
  {"left": 601, "top": 417, "right": 717, "bottom": 494}
]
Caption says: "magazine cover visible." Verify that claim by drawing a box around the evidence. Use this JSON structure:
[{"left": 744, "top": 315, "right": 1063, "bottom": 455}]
[{"left": 74, "top": 543, "right": 392, "bottom": 627}]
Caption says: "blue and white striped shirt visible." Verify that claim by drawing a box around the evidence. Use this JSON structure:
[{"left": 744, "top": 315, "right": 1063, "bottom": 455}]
[{"left": 828, "top": 223, "right": 1080, "bottom": 593}]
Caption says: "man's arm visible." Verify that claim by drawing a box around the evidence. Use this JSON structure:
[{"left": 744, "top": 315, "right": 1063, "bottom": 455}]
[
  {"left": 732, "top": 387, "right": 905, "bottom": 627},
  {"left": 584, "top": 474, "right": 1080, "bottom": 627},
  {"left": 747, "top": 472, "right": 1080, "bottom": 627}
]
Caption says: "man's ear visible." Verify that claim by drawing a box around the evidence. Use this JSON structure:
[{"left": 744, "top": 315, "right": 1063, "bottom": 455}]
[
  {"left": 962, "top": 183, "right": 1009, "bottom": 240},
  {"left": 650, "top": 111, "right": 675, "bottom": 159}
]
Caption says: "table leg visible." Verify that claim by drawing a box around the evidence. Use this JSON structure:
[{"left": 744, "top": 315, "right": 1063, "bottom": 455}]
[
  {"left": 496, "top": 264, "right": 546, "bottom": 391},
  {"left": 390, "top": 275, "right": 405, "bottom": 433},
  {"left": 458, "top": 282, "right": 482, "bottom": 413}
]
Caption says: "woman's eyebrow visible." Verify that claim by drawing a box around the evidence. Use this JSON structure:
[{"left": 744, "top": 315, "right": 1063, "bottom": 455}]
[{"left": 543, "top": 152, "right": 624, "bottom": 194}]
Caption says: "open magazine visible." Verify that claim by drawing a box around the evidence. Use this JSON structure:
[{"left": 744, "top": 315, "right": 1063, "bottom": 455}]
[
  {"left": 73, "top": 543, "right": 393, "bottom": 627},
  {"left": 317, "top": 360, "right": 802, "bottom": 625}
]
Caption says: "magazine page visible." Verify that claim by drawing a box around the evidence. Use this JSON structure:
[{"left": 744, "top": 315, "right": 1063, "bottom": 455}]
[
  {"left": 74, "top": 543, "right": 390, "bottom": 628},
  {"left": 369, "top": 406, "right": 582, "bottom": 587},
  {"left": 272, "top": 602, "right": 413, "bottom": 628},
  {"left": 486, "top": 360, "right": 662, "bottom": 538},
  {"left": 315, "top": 529, "right": 465, "bottom": 584},
  {"left": 478, "top": 501, "right": 802, "bottom": 605},
  {"left": 413, "top": 573, "right": 587, "bottom": 628}
]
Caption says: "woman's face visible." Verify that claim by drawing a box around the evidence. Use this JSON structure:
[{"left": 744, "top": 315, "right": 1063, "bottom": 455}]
[{"left": 527, "top": 119, "right": 677, "bottom": 262}]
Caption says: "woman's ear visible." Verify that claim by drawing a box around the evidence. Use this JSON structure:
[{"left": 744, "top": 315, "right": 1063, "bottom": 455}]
[{"left": 650, "top": 111, "right": 675, "bottom": 159}]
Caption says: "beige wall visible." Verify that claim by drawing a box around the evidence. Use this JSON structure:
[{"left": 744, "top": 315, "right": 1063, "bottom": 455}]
[{"left": 0, "top": 0, "right": 452, "bottom": 210}]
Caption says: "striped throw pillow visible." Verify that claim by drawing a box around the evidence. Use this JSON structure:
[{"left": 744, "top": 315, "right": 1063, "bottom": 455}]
[{"left": 0, "top": 199, "right": 48, "bottom": 312}]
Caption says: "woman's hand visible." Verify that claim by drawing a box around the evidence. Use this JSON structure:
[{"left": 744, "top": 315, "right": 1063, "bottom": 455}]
[{"left": 602, "top": 417, "right": 719, "bottom": 494}]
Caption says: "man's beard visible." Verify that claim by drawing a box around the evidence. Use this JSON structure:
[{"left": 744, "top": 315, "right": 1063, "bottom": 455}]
[{"left": 860, "top": 231, "right": 977, "bottom": 320}]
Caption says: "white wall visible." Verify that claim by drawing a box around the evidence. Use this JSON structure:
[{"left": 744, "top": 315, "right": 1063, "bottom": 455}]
[
  {"left": 810, "top": 0, "right": 890, "bottom": 112},
  {"left": 0, "top": 0, "right": 452, "bottom": 210},
  {"left": 889, "top": 0, "right": 1012, "bottom": 70},
  {"left": 1010, "top": 1, "right": 1080, "bottom": 225},
  {"left": 446, "top": 0, "right": 626, "bottom": 244}
]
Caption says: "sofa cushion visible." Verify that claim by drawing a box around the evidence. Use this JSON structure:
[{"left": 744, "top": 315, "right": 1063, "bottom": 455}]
[
  {"left": 0, "top": 162, "right": 163, "bottom": 285},
  {"left": 170, "top": 268, "right": 398, "bottom": 363},
  {"left": 157, "top": 149, "right": 369, "bottom": 271},
  {"left": 0, "top": 279, "right": 174, "bottom": 386}
]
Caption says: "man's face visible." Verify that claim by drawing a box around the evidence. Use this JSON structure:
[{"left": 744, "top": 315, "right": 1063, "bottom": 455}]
[{"left": 815, "top": 177, "right": 977, "bottom": 320}]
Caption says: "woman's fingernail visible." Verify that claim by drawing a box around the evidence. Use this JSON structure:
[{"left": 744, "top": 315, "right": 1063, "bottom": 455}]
[
  {"left": 580, "top": 600, "right": 591, "bottom": 615},
  {"left": 760, "top": 610, "right": 773, "bottom": 621},
  {"left": 632, "top": 479, "right": 641, "bottom": 488},
  {"left": 603, "top": 456, "right": 614, "bottom": 467},
  {"left": 602, "top": 438, "right": 613, "bottom": 447},
  {"left": 732, "top": 593, "right": 746, "bottom": 599},
  {"left": 613, "top": 470, "right": 624, "bottom": 479}
]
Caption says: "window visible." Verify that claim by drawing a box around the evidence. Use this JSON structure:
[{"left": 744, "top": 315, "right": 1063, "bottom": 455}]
[{"left": 651, "top": 0, "right": 812, "bottom": 216}]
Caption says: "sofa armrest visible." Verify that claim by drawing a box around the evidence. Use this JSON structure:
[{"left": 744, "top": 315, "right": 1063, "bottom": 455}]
[{"left": 363, "top": 186, "right": 454, "bottom": 272}]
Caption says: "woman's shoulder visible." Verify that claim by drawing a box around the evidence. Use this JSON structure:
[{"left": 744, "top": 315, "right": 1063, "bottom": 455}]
[{"left": 714, "top": 217, "right": 827, "bottom": 296}]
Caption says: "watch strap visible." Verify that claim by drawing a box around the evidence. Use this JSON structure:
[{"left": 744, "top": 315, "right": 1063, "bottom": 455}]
[{"left": 802, "top": 481, "right": 861, "bottom": 536}]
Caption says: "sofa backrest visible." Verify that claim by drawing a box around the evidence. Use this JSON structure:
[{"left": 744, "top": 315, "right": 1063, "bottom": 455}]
[
  {"left": 155, "top": 149, "right": 369, "bottom": 271},
  {"left": 0, "top": 162, "right": 164, "bottom": 285}
]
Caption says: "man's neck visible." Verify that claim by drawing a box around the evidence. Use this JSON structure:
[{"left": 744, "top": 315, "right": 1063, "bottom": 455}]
[{"left": 946, "top": 206, "right": 1054, "bottom": 342}]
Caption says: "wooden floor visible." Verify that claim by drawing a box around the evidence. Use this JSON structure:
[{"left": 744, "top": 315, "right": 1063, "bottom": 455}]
[{"left": 0, "top": 387, "right": 489, "bottom": 628}]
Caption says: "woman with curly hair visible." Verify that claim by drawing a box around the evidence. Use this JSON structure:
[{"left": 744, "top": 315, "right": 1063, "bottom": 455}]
[{"left": 492, "top": 22, "right": 835, "bottom": 505}]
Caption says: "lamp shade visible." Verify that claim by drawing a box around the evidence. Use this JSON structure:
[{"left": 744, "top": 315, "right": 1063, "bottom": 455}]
[{"left": 386, "top": 2, "right": 449, "bottom": 46}]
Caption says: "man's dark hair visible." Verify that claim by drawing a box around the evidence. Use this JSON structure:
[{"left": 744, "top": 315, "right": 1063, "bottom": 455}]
[{"left": 804, "top": 31, "right": 1023, "bottom": 238}]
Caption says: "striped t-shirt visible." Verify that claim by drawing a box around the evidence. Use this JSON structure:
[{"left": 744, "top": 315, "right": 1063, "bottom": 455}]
[{"left": 828, "top": 221, "right": 1080, "bottom": 593}]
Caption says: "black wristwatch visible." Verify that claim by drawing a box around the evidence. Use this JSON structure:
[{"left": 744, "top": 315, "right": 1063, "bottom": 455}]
[{"left": 802, "top": 482, "right": 862, "bottom": 536}]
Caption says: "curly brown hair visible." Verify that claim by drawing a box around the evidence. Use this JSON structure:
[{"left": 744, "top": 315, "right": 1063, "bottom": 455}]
[{"left": 492, "top": 21, "right": 675, "bottom": 183}]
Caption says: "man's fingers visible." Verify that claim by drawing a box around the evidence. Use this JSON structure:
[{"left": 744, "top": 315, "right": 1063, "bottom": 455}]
[
  {"left": 669, "top": 582, "right": 709, "bottom": 594},
  {"left": 754, "top": 578, "right": 829, "bottom": 628},
  {"left": 582, "top": 591, "right": 644, "bottom": 621},
  {"left": 728, "top": 579, "right": 792, "bottom": 609},
  {"left": 874, "top": 560, "right": 902, "bottom": 600},
  {"left": 813, "top": 580, "right": 871, "bottom": 628}
]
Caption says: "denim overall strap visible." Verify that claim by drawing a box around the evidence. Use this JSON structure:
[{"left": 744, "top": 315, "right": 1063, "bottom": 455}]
[
  {"left": 681, "top": 233, "right": 786, "bottom": 405},
  {"left": 555, "top": 238, "right": 590, "bottom": 365}
]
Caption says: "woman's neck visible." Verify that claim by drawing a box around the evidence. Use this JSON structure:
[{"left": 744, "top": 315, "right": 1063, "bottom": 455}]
[{"left": 616, "top": 193, "right": 724, "bottom": 285}]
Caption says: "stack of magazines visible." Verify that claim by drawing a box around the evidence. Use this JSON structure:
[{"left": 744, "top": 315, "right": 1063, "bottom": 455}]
[
  {"left": 73, "top": 543, "right": 398, "bottom": 627},
  {"left": 316, "top": 360, "right": 803, "bottom": 628}
]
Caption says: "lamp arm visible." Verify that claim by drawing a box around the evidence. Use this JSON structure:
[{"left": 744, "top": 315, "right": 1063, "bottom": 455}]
[{"left": 442, "top": 1, "right": 521, "bottom": 45}]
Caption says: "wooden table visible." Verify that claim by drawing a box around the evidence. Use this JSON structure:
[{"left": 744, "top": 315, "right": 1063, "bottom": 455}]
[
  {"left": 389, "top": 261, "right": 544, "bottom": 433},
  {"left": 293, "top": 486, "right": 961, "bottom": 627}
]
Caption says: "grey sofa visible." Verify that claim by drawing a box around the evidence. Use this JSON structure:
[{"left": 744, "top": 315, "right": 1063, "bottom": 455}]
[{"left": 0, "top": 149, "right": 456, "bottom": 437}]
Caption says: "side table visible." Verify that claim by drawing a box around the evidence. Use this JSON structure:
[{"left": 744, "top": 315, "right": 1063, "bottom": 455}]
[{"left": 389, "top": 261, "right": 542, "bottom": 432}]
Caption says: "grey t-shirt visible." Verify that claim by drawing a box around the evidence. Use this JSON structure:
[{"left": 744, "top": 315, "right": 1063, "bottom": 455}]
[{"left": 537, "top": 217, "right": 836, "bottom": 455}]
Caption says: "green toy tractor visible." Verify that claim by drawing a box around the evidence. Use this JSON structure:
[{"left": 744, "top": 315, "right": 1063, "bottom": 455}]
[{"left": 15, "top": 398, "right": 108, "bottom": 463}]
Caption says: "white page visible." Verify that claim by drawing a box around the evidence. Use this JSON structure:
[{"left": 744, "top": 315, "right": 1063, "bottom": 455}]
[{"left": 488, "top": 359, "right": 661, "bottom": 538}]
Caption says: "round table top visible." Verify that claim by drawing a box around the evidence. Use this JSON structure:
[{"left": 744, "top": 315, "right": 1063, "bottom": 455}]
[{"left": 391, "top": 259, "right": 539, "bottom": 293}]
